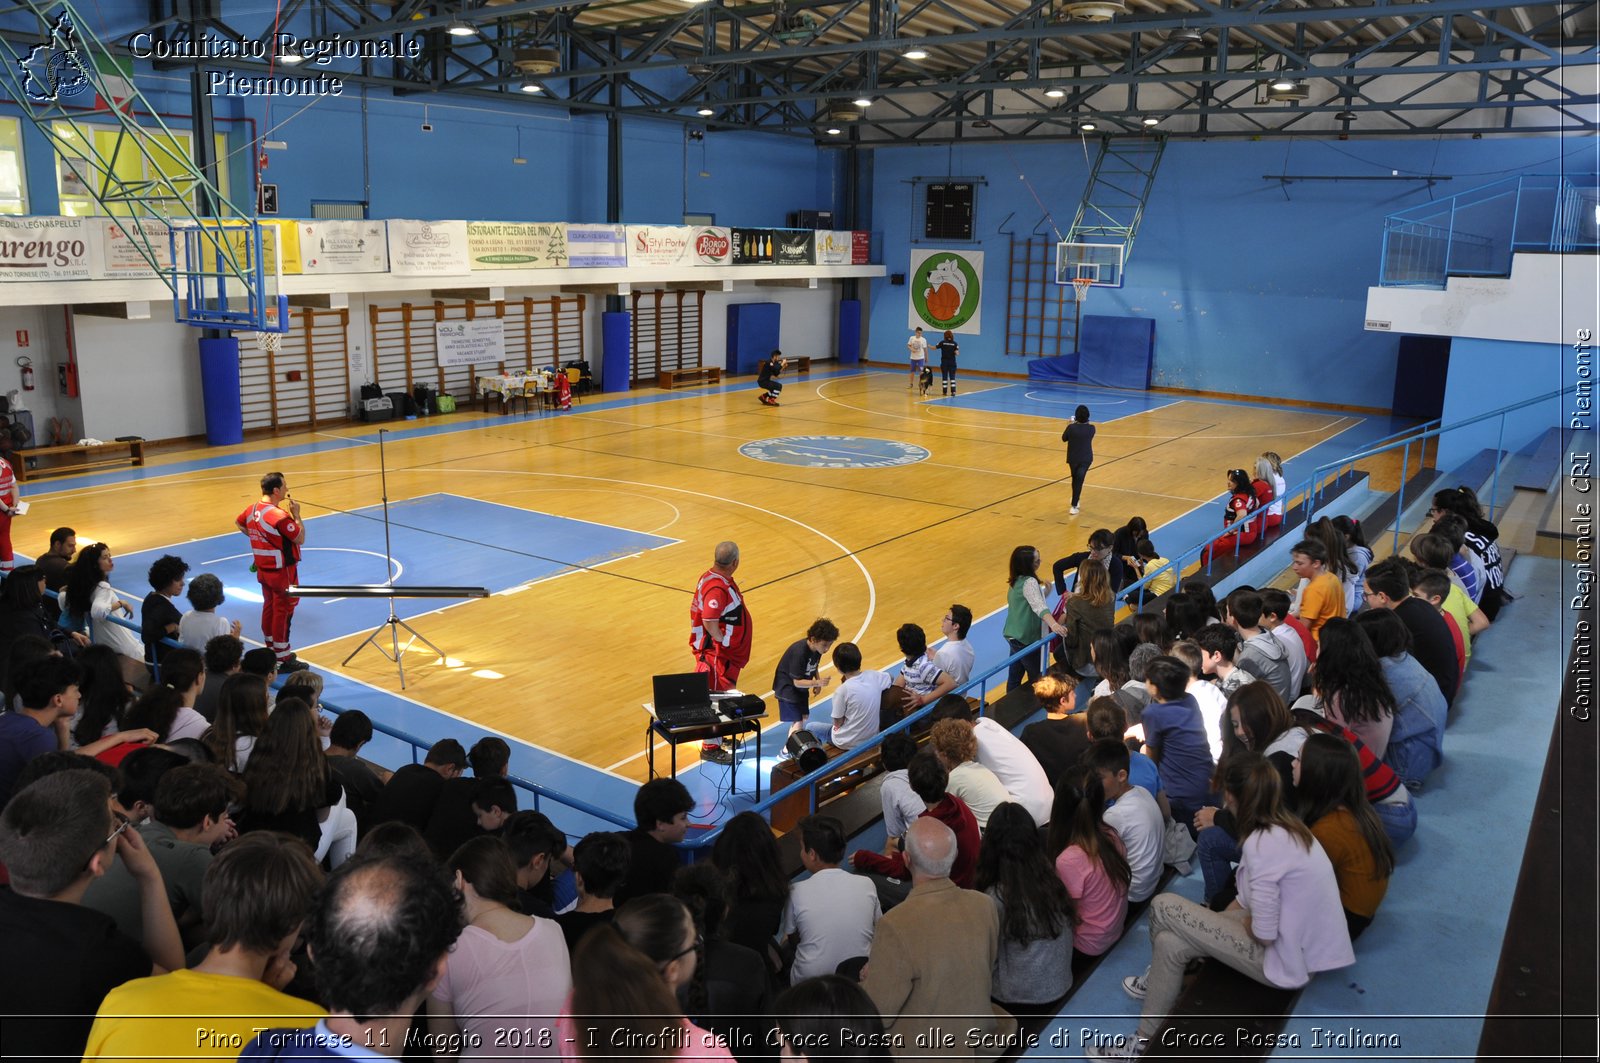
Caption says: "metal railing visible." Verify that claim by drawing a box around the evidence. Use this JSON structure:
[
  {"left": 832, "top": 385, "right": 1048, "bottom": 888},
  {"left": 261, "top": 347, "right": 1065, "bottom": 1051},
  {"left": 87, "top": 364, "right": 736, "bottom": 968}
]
[
  {"left": 54, "top": 382, "right": 1574, "bottom": 848},
  {"left": 1306, "top": 385, "right": 1574, "bottom": 554},
  {"left": 1380, "top": 172, "right": 1600, "bottom": 288}
]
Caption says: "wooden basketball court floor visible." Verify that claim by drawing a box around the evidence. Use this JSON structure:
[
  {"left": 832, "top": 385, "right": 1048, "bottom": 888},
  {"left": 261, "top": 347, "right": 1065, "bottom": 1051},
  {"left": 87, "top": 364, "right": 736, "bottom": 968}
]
[{"left": 20, "top": 367, "right": 1404, "bottom": 786}]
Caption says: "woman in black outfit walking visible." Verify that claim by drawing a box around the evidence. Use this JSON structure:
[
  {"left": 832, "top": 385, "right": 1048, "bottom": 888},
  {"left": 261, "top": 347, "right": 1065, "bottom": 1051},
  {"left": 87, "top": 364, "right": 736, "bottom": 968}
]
[{"left": 1063, "top": 404, "right": 1095, "bottom": 516}]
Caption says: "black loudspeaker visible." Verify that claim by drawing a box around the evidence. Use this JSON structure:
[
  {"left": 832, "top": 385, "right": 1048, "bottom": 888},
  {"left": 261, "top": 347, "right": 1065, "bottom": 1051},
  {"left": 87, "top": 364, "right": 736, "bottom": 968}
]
[
  {"left": 785, "top": 730, "right": 828, "bottom": 773},
  {"left": 890, "top": 273, "right": 906, "bottom": 285}
]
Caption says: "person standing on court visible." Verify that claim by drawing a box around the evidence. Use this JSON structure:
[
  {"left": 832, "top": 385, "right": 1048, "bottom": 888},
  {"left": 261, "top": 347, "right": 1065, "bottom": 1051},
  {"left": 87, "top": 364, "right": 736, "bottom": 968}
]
[
  {"left": 235, "top": 472, "right": 308, "bottom": 672},
  {"left": 691, "top": 540, "right": 753, "bottom": 692},
  {"left": 906, "top": 326, "right": 929, "bottom": 392},
  {"left": 1063, "top": 404, "right": 1095, "bottom": 516},
  {"left": 0, "top": 448, "right": 18, "bottom": 577},
  {"left": 934, "top": 331, "right": 960, "bottom": 397}
]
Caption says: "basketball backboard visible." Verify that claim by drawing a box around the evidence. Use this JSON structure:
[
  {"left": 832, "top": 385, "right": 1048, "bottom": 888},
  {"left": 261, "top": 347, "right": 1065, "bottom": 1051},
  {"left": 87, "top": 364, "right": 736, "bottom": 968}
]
[{"left": 1055, "top": 241, "right": 1125, "bottom": 288}]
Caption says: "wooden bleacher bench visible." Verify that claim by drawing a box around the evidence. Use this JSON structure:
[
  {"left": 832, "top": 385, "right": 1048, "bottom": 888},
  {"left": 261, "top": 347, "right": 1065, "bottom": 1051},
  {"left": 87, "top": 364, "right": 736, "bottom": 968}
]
[
  {"left": 790, "top": 355, "right": 811, "bottom": 374},
  {"left": 15, "top": 438, "right": 145, "bottom": 482},
  {"left": 657, "top": 366, "right": 721, "bottom": 389},
  {"left": 768, "top": 694, "right": 970, "bottom": 833}
]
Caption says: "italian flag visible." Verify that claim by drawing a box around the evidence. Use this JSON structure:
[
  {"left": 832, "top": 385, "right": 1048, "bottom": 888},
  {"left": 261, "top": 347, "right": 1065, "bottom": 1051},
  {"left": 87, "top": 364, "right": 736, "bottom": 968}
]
[{"left": 93, "top": 53, "right": 134, "bottom": 112}]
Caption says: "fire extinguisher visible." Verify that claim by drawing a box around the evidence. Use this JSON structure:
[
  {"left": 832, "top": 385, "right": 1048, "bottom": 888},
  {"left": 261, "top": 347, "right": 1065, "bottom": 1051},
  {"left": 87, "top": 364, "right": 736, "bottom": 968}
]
[{"left": 15, "top": 356, "right": 33, "bottom": 391}]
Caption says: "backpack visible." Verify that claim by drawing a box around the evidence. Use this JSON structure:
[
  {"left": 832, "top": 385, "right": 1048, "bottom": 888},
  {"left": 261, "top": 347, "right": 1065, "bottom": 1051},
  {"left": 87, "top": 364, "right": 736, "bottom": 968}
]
[{"left": 435, "top": 394, "right": 456, "bottom": 414}]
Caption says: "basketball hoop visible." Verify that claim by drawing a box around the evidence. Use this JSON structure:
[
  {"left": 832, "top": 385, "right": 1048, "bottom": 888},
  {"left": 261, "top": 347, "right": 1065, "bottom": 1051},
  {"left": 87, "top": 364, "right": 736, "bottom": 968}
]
[
  {"left": 259, "top": 330, "right": 281, "bottom": 356},
  {"left": 1072, "top": 277, "right": 1094, "bottom": 303}
]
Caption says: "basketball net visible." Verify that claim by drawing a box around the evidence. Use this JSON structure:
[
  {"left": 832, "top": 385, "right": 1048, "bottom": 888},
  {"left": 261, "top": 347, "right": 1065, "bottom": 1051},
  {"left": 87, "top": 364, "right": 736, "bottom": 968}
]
[
  {"left": 259, "top": 305, "right": 282, "bottom": 355},
  {"left": 1072, "top": 277, "right": 1094, "bottom": 304}
]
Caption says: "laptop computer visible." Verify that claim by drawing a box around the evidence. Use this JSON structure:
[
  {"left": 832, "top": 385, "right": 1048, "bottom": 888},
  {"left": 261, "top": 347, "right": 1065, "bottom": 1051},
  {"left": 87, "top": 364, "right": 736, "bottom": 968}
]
[{"left": 651, "top": 672, "right": 721, "bottom": 729}]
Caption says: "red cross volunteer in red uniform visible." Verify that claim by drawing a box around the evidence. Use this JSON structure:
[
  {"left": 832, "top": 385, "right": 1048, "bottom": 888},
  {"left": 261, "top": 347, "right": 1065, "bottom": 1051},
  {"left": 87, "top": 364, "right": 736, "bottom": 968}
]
[
  {"left": 236, "top": 470, "right": 307, "bottom": 670},
  {"left": 690, "top": 540, "right": 752, "bottom": 692},
  {"left": 0, "top": 453, "right": 17, "bottom": 576}
]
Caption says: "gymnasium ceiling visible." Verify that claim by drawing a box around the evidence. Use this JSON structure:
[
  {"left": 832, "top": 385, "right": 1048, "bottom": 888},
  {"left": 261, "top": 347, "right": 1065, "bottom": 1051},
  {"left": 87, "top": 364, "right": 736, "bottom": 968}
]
[{"left": 13, "top": 1, "right": 1600, "bottom": 143}]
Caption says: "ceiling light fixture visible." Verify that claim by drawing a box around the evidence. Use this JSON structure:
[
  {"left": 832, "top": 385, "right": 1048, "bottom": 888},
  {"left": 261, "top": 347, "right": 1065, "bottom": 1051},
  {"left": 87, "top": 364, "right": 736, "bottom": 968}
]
[
  {"left": 1270, "top": 75, "right": 1297, "bottom": 92},
  {"left": 902, "top": 46, "right": 928, "bottom": 60},
  {"left": 1080, "top": 120, "right": 1097, "bottom": 131},
  {"left": 277, "top": 50, "right": 306, "bottom": 65},
  {"left": 696, "top": 106, "right": 716, "bottom": 116},
  {"left": 446, "top": 18, "right": 476, "bottom": 37},
  {"left": 825, "top": 126, "right": 842, "bottom": 135},
  {"left": 519, "top": 78, "right": 543, "bottom": 93},
  {"left": 1044, "top": 87, "right": 1066, "bottom": 99},
  {"left": 1063, "top": 1, "right": 1127, "bottom": 22},
  {"left": 853, "top": 96, "right": 873, "bottom": 108},
  {"left": 1142, "top": 115, "right": 1160, "bottom": 126},
  {"left": 1267, "top": 80, "right": 1311, "bottom": 100},
  {"left": 1335, "top": 109, "right": 1356, "bottom": 121}
]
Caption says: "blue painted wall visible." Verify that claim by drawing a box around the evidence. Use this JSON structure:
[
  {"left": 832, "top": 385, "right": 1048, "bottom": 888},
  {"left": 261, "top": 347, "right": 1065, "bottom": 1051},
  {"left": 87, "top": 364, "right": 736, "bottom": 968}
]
[
  {"left": 1, "top": 18, "right": 839, "bottom": 227},
  {"left": 867, "top": 136, "right": 1587, "bottom": 409},
  {"left": 1436, "top": 337, "right": 1566, "bottom": 469}
]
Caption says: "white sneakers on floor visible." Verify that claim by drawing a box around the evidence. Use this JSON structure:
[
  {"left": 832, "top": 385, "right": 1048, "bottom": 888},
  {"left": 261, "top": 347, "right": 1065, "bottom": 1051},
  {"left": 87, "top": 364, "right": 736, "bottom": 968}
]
[
  {"left": 1070, "top": 505, "right": 1080, "bottom": 515},
  {"left": 1122, "top": 971, "right": 1149, "bottom": 1000}
]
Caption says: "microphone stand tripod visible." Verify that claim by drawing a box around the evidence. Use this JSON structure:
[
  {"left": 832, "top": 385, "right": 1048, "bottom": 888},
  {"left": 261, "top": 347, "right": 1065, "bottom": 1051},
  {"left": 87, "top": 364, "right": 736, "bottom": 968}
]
[{"left": 343, "top": 428, "right": 445, "bottom": 687}]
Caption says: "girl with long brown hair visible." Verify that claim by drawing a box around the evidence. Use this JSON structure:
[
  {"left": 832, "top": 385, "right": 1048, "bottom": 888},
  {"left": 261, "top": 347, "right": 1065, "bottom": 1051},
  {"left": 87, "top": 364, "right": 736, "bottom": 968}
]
[
  {"left": 1046, "top": 765, "right": 1131, "bottom": 959},
  {"left": 1091, "top": 753, "right": 1353, "bottom": 1061},
  {"left": 239, "top": 697, "right": 357, "bottom": 867},
  {"left": 564, "top": 894, "right": 735, "bottom": 1061}
]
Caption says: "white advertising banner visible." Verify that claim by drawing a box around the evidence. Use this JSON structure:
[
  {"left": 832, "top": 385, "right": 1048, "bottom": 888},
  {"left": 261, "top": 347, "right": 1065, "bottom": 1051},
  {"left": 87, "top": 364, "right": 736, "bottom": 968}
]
[
  {"left": 566, "top": 223, "right": 627, "bottom": 268},
  {"left": 466, "top": 221, "right": 569, "bottom": 270},
  {"left": 689, "top": 226, "right": 732, "bottom": 265},
  {"left": 436, "top": 318, "right": 506, "bottom": 368},
  {"left": 0, "top": 216, "right": 93, "bottom": 280},
  {"left": 94, "top": 218, "right": 175, "bottom": 278},
  {"left": 814, "top": 230, "right": 852, "bottom": 265},
  {"left": 626, "top": 225, "right": 695, "bottom": 268},
  {"left": 298, "top": 220, "right": 389, "bottom": 274},
  {"left": 388, "top": 219, "right": 471, "bottom": 276}
]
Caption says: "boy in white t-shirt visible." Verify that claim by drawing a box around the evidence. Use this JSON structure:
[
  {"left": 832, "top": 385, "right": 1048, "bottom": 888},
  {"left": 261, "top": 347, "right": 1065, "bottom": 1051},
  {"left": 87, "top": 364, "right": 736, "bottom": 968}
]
[
  {"left": 906, "top": 327, "right": 928, "bottom": 391},
  {"left": 778, "top": 814, "right": 881, "bottom": 983},
  {"left": 829, "top": 642, "right": 891, "bottom": 751},
  {"left": 1085, "top": 738, "right": 1165, "bottom": 903}
]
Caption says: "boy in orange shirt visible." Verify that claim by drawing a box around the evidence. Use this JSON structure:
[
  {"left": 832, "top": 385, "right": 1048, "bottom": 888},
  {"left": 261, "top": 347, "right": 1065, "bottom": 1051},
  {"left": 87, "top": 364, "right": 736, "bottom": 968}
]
[{"left": 1289, "top": 538, "right": 1346, "bottom": 640}]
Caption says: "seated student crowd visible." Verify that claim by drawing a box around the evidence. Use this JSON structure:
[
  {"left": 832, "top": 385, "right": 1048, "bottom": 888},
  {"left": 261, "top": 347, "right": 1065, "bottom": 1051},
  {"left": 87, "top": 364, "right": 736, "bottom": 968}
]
[{"left": 0, "top": 490, "right": 1508, "bottom": 1062}]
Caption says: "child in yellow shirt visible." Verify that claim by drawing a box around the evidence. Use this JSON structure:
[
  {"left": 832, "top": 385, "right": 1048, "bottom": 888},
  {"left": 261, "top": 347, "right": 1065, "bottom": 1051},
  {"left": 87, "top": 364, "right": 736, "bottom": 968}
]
[
  {"left": 1290, "top": 538, "right": 1347, "bottom": 640},
  {"left": 1137, "top": 538, "right": 1177, "bottom": 597}
]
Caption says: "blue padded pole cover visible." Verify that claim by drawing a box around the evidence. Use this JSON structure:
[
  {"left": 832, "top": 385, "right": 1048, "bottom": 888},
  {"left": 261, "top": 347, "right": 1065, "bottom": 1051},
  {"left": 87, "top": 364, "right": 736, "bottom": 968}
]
[
  {"left": 198, "top": 337, "right": 244, "bottom": 446},
  {"left": 837, "top": 300, "right": 861, "bottom": 364},
  {"left": 601, "top": 311, "right": 632, "bottom": 392}
]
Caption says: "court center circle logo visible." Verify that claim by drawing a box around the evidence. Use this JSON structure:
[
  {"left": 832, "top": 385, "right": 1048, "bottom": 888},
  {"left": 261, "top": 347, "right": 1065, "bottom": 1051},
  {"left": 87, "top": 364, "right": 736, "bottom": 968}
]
[{"left": 739, "top": 436, "right": 930, "bottom": 469}]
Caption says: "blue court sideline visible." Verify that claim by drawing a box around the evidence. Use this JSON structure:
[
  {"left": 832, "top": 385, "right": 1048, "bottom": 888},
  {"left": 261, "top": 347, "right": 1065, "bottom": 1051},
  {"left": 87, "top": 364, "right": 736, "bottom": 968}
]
[{"left": 107, "top": 493, "right": 677, "bottom": 652}]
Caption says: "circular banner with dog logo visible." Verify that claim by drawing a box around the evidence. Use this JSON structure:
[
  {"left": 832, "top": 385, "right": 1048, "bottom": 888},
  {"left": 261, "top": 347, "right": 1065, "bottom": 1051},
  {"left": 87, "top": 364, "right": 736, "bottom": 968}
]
[{"left": 908, "top": 249, "right": 983, "bottom": 334}]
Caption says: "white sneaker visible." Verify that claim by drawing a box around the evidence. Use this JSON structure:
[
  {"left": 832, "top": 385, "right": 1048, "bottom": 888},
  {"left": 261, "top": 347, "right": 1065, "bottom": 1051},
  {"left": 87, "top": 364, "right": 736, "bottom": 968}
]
[
  {"left": 1085, "top": 1033, "right": 1147, "bottom": 1061},
  {"left": 1070, "top": 505, "right": 1080, "bottom": 515},
  {"left": 1122, "top": 971, "right": 1149, "bottom": 1000}
]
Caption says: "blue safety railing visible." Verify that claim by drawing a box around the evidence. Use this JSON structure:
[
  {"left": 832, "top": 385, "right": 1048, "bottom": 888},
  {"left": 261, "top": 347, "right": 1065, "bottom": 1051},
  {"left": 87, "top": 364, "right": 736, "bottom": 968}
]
[
  {"left": 1380, "top": 172, "right": 1600, "bottom": 288},
  {"left": 50, "top": 382, "right": 1574, "bottom": 850},
  {"left": 1306, "top": 385, "right": 1574, "bottom": 555},
  {"left": 64, "top": 598, "right": 632, "bottom": 837}
]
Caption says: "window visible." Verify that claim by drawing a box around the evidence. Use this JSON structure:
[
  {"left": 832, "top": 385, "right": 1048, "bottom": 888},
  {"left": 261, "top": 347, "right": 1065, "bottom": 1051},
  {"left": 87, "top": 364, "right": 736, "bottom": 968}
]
[
  {"left": 0, "top": 118, "right": 26, "bottom": 215},
  {"left": 52, "top": 121, "right": 231, "bottom": 217}
]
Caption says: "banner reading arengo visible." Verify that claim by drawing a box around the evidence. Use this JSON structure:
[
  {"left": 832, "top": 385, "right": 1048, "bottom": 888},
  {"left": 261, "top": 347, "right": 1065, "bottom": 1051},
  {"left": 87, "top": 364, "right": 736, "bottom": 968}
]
[{"left": 907, "top": 248, "right": 983, "bottom": 334}]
